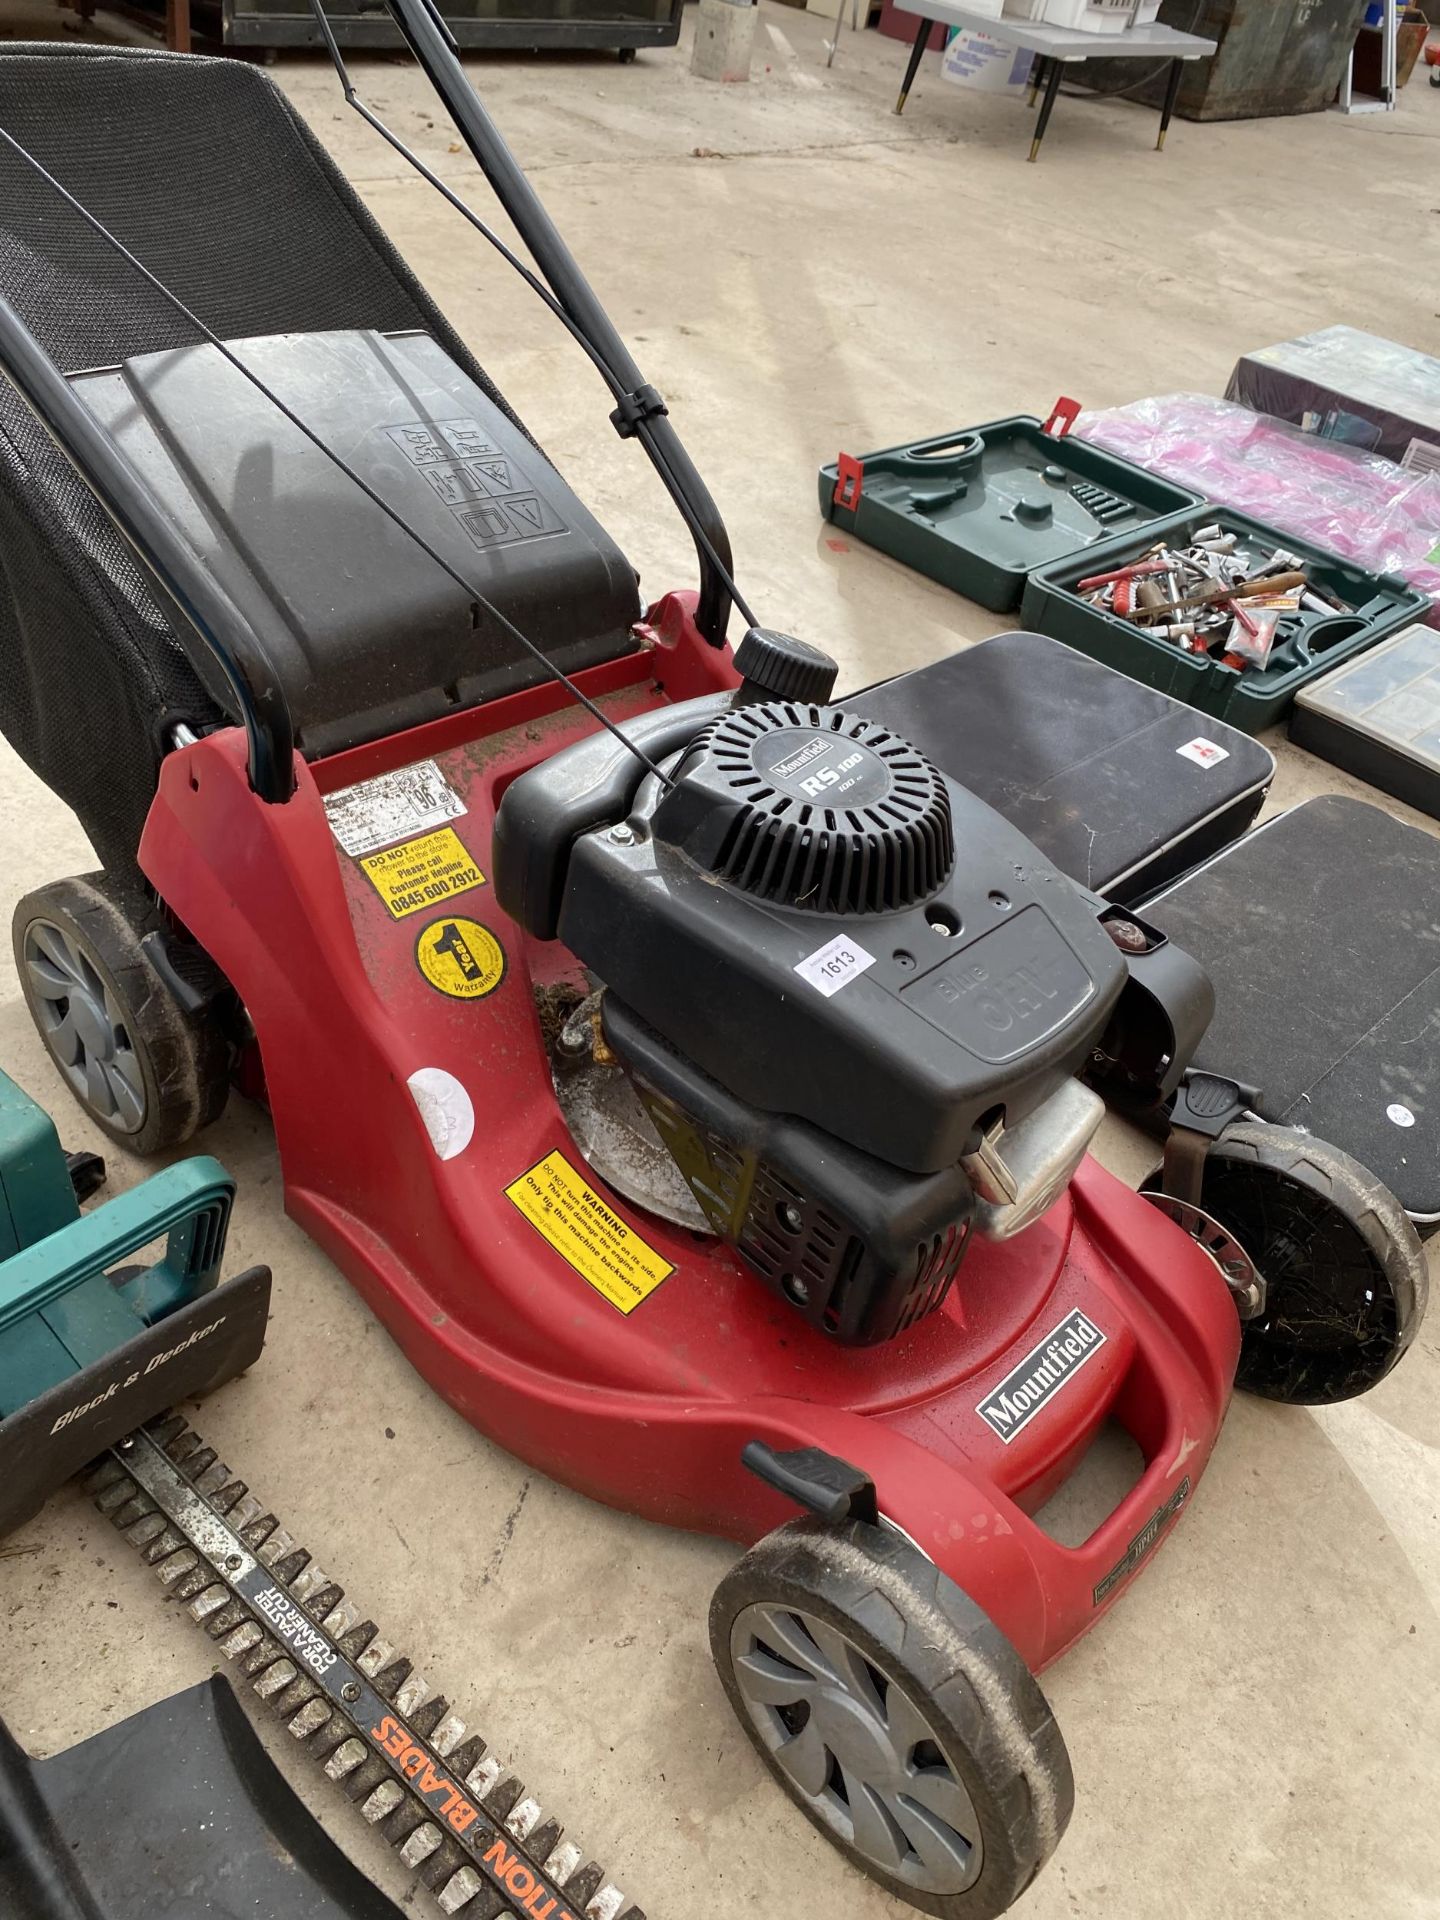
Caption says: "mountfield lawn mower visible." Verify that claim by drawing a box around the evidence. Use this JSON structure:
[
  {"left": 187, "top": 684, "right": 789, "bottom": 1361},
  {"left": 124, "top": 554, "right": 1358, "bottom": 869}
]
[{"left": 0, "top": 15, "right": 1426, "bottom": 1916}]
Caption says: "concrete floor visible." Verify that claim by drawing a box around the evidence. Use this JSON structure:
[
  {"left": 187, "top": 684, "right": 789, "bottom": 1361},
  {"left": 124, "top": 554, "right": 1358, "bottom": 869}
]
[{"left": 0, "top": 7, "right": 1438, "bottom": 1916}]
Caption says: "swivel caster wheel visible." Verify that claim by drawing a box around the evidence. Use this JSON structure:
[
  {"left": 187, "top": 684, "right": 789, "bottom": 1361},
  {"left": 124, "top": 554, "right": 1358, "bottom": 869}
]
[
  {"left": 710, "top": 1517, "right": 1072, "bottom": 1917},
  {"left": 1147, "top": 1123, "right": 1428, "bottom": 1405}
]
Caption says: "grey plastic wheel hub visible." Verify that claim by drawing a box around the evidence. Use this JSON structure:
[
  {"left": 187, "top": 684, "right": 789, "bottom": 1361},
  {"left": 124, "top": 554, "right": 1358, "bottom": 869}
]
[
  {"left": 23, "top": 919, "right": 147, "bottom": 1134},
  {"left": 729, "top": 1601, "right": 983, "bottom": 1896}
]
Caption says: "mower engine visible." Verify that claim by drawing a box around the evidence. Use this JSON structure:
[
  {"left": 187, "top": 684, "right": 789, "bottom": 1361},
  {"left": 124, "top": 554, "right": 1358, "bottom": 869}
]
[{"left": 495, "top": 634, "right": 1133, "bottom": 1344}]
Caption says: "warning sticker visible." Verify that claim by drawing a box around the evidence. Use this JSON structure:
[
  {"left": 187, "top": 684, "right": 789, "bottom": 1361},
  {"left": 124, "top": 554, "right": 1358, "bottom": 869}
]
[
  {"left": 360, "top": 828, "right": 485, "bottom": 920},
  {"left": 1176, "top": 738, "right": 1230, "bottom": 770},
  {"left": 324, "top": 760, "right": 465, "bottom": 857},
  {"left": 505, "top": 1150, "right": 674, "bottom": 1314},
  {"left": 415, "top": 917, "right": 507, "bottom": 1001}
]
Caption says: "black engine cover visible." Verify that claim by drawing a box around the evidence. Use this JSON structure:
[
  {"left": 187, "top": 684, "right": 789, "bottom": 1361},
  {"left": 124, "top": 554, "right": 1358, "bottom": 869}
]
[
  {"left": 606, "top": 998, "right": 974, "bottom": 1344},
  {"left": 552, "top": 700, "right": 1128, "bottom": 1175}
]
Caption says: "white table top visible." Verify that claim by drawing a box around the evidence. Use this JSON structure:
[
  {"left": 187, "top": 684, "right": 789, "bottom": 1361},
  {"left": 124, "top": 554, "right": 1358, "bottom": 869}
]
[{"left": 893, "top": 0, "right": 1216, "bottom": 59}]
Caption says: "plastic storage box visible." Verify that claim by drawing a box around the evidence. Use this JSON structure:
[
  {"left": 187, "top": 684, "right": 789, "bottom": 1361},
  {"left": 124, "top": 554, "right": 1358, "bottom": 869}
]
[
  {"left": 819, "top": 416, "right": 1202, "bottom": 614},
  {"left": 1291, "top": 623, "right": 1440, "bottom": 821},
  {"left": 1020, "top": 505, "right": 1429, "bottom": 733}
]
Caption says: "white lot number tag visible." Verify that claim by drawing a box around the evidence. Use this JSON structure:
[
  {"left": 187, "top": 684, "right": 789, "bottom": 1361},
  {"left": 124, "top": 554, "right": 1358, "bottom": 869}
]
[
  {"left": 1176, "top": 738, "right": 1230, "bottom": 770},
  {"left": 794, "top": 935, "right": 876, "bottom": 999},
  {"left": 324, "top": 760, "right": 466, "bottom": 856}
]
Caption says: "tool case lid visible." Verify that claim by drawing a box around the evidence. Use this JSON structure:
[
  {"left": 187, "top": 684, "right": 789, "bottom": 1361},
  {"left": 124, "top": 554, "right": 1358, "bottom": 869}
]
[{"left": 819, "top": 416, "right": 1203, "bottom": 613}]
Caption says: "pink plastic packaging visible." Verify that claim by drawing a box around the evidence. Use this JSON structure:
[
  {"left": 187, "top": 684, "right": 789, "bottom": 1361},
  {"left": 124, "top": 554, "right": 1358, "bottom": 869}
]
[{"left": 1075, "top": 393, "right": 1440, "bottom": 627}]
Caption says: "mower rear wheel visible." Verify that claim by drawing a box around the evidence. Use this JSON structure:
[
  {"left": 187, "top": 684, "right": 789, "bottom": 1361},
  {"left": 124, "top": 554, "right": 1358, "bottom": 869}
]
[
  {"left": 1153, "top": 1123, "right": 1427, "bottom": 1405},
  {"left": 13, "top": 872, "right": 230, "bottom": 1156},
  {"left": 710, "top": 1517, "right": 1071, "bottom": 1918}
]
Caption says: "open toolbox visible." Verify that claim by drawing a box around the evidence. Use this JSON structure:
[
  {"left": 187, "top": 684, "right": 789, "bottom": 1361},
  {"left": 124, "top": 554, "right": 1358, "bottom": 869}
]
[
  {"left": 818, "top": 405, "right": 1203, "bottom": 613},
  {"left": 1291, "top": 623, "right": 1440, "bottom": 823},
  {"left": 1020, "top": 505, "right": 1429, "bottom": 734}
]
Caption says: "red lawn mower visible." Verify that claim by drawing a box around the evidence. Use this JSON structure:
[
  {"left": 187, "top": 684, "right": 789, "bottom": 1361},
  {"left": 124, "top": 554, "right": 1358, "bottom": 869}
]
[{"left": 0, "top": 15, "right": 1426, "bottom": 1917}]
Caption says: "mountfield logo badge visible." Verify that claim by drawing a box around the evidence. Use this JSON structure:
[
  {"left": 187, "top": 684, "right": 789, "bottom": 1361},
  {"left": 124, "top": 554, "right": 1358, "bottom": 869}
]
[{"left": 976, "top": 1308, "right": 1107, "bottom": 1443}]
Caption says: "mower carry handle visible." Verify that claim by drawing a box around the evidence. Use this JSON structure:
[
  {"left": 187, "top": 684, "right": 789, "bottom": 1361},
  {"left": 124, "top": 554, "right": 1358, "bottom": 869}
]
[{"left": 0, "top": 294, "right": 296, "bottom": 806}]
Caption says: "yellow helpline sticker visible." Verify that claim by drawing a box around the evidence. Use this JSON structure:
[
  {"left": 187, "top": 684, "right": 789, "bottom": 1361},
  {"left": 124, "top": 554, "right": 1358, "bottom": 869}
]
[
  {"left": 505, "top": 1150, "right": 674, "bottom": 1314},
  {"left": 415, "top": 916, "right": 507, "bottom": 1001},
  {"left": 360, "top": 827, "right": 485, "bottom": 921}
]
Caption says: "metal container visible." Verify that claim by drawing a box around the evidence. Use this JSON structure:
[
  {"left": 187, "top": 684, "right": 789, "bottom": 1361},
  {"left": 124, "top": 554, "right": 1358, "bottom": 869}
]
[
  {"left": 1070, "top": 0, "right": 1369, "bottom": 120},
  {"left": 129, "top": 0, "right": 684, "bottom": 54}
]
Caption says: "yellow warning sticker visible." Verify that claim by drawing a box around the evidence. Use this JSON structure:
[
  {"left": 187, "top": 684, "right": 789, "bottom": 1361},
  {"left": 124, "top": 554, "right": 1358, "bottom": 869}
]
[
  {"left": 505, "top": 1150, "right": 674, "bottom": 1314},
  {"left": 415, "top": 916, "right": 507, "bottom": 1001},
  {"left": 360, "top": 827, "right": 485, "bottom": 921}
]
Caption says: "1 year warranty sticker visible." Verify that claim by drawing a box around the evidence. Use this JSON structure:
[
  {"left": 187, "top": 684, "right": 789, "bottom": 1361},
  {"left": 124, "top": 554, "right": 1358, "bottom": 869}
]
[{"left": 505, "top": 1150, "right": 674, "bottom": 1314}]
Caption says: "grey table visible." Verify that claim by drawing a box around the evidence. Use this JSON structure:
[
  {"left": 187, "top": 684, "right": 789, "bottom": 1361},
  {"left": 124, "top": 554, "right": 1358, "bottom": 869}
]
[{"left": 892, "top": 0, "right": 1217, "bottom": 160}]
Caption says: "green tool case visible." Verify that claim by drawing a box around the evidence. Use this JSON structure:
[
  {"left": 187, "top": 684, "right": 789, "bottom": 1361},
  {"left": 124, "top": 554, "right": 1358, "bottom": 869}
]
[
  {"left": 1020, "top": 506, "right": 1429, "bottom": 734},
  {"left": 818, "top": 415, "right": 1202, "bottom": 613}
]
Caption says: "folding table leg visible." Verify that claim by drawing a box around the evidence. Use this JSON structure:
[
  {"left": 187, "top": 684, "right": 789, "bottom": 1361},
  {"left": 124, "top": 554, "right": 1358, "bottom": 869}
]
[
  {"left": 1029, "top": 55, "right": 1063, "bottom": 162},
  {"left": 895, "top": 15, "right": 935, "bottom": 116},
  {"left": 1157, "top": 57, "right": 1184, "bottom": 150}
]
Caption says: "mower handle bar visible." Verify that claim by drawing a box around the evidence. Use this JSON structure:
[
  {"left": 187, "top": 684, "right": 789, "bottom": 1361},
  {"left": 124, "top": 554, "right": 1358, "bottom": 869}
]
[
  {"left": 383, "top": 0, "right": 736, "bottom": 645},
  {"left": 0, "top": 293, "right": 297, "bottom": 804}
]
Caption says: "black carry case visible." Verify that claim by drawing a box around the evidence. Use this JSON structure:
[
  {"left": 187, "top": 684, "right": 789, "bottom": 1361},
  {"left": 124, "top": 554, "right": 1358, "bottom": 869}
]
[
  {"left": 855, "top": 631, "right": 1275, "bottom": 904},
  {"left": 1145, "top": 794, "right": 1440, "bottom": 1228},
  {"left": 0, "top": 1676, "right": 401, "bottom": 1920}
]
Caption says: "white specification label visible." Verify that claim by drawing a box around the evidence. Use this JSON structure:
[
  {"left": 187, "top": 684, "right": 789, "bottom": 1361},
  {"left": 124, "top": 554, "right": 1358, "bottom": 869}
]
[
  {"left": 1176, "top": 738, "right": 1230, "bottom": 770},
  {"left": 794, "top": 935, "right": 876, "bottom": 998},
  {"left": 323, "top": 759, "right": 465, "bottom": 856}
]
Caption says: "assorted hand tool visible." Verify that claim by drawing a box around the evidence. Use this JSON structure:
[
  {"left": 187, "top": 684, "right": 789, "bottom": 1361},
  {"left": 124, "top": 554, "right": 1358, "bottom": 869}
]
[{"left": 1078, "top": 527, "right": 1352, "bottom": 672}]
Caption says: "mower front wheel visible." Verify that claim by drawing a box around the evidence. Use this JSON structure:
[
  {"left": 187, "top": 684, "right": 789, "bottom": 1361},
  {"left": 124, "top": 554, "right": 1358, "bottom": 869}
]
[
  {"left": 710, "top": 1517, "right": 1072, "bottom": 1918},
  {"left": 13, "top": 872, "right": 231, "bottom": 1156}
]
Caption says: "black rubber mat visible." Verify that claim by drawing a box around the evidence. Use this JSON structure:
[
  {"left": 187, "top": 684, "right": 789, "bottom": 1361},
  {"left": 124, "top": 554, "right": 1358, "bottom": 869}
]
[
  {"left": 1148, "top": 793, "right": 1440, "bottom": 1222},
  {"left": 856, "top": 632, "right": 1274, "bottom": 903}
]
